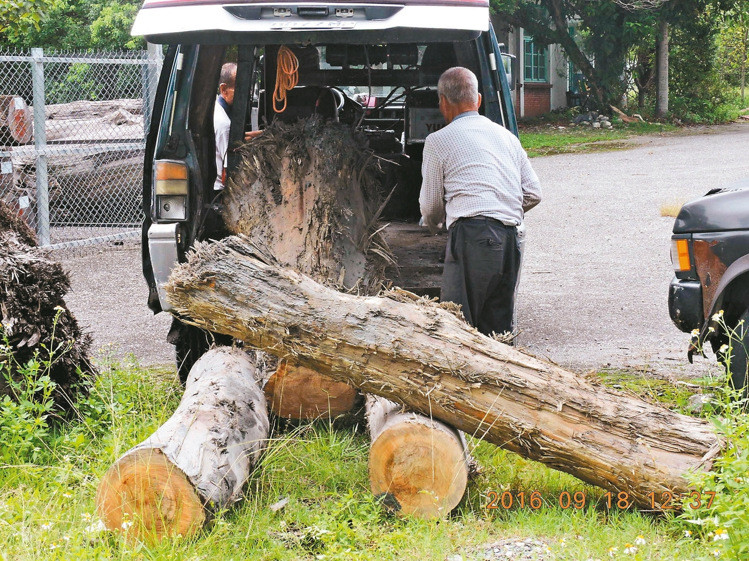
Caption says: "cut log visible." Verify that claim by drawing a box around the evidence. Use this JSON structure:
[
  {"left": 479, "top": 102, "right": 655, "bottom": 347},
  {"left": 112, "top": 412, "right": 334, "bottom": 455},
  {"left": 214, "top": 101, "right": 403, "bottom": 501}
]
[
  {"left": 96, "top": 347, "right": 269, "bottom": 542},
  {"left": 0, "top": 96, "right": 32, "bottom": 145},
  {"left": 264, "top": 360, "right": 359, "bottom": 419},
  {"left": 165, "top": 237, "right": 724, "bottom": 511},
  {"left": 366, "top": 395, "right": 468, "bottom": 518}
]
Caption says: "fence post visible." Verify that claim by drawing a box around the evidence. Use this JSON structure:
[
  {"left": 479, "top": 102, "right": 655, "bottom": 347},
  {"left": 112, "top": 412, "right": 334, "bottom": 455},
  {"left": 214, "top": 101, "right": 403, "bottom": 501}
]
[{"left": 31, "top": 48, "right": 50, "bottom": 246}]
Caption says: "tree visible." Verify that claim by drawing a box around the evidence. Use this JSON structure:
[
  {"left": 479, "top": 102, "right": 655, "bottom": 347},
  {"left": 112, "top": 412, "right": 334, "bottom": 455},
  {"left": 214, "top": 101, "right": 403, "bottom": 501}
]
[
  {"left": 0, "top": 0, "right": 56, "bottom": 37},
  {"left": 1, "top": 0, "right": 143, "bottom": 51},
  {"left": 491, "top": 0, "right": 657, "bottom": 108},
  {"left": 717, "top": 1, "right": 749, "bottom": 103}
]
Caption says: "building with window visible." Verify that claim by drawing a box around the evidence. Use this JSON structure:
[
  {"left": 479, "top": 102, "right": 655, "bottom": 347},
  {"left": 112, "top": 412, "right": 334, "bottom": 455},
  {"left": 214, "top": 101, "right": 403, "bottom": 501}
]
[{"left": 493, "top": 18, "right": 578, "bottom": 118}]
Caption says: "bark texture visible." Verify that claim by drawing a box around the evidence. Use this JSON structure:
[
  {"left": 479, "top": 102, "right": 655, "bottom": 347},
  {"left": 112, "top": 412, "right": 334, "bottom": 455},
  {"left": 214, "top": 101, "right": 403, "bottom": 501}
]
[
  {"left": 655, "top": 19, "right": 669, "bottom": 118},
  {"left": 366, "top": 395, "right": 468, "bottom": 518},
  {"left": 96, "top": 347, "right": 269, "bottom": 542},
  {"left": 166, "top": 237, "right": 723, "bottom": 510}
]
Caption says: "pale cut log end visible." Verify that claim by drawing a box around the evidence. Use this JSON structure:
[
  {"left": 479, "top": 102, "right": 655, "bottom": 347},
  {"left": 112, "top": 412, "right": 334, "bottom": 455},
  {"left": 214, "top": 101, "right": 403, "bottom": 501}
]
[
  {"left": 264, "top": 361, "right": 358, "bottom": 420},
  {"left": 96, "top": 448, "right": 205, "bottom": 542},
  {"left": 369, "top": 422, "right": 468, "bottom": 519}
]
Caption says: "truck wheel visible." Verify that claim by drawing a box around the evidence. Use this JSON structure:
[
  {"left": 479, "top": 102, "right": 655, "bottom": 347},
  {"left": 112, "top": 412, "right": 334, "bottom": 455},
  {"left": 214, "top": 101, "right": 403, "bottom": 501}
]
[
  {"left": 721, "top": 308, "right": 749, "bottom": 398},
  {"left": 171, "top": 320, "right": 232, "bottom": 384}
]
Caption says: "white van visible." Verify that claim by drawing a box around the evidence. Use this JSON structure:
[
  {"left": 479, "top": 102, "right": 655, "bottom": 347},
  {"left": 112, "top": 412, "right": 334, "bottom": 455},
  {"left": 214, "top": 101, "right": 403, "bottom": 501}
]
[{"left": 132, "top": 0, "right": 519, "bottom": 379}]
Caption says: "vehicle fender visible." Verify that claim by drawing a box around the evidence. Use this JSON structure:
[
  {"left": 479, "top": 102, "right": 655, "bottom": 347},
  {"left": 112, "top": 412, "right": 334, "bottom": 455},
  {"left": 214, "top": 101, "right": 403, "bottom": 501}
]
[{"left": 701, "top": 253, "right": 749, "bottom": 335}]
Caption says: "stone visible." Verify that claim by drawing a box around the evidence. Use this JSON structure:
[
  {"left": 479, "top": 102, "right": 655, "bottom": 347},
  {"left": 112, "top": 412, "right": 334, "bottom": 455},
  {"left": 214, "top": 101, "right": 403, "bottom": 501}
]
[{"left": 592, "top": 121, "right": 601, "bottom": 129}]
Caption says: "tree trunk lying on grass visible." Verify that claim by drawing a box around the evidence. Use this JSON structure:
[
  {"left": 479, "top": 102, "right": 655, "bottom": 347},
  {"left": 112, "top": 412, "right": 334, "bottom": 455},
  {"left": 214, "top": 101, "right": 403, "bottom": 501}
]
[
  {"left": 165, "top": 236, "right": 723, "bottom": 511},
  {"left": 96, "top": 347, "right": 269, "bottom": 542},
  {"left": 366, "top": 395, "right": 469, "bottom": 518}
]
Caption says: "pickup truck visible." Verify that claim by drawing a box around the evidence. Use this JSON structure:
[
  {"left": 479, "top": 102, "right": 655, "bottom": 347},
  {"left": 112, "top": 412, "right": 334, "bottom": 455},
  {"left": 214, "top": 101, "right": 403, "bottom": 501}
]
[
  {"left": 668, "top": 180, "right": 749, "bottom": 396},
  {"left": 131, "top": 0, "right": 521, "bottom": 379}
]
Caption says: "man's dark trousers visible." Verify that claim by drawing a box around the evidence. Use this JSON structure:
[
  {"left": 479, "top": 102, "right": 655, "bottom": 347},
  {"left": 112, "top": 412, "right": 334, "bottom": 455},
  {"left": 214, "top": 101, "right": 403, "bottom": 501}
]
[{"left": 441, "top": 216, "right": 520, "bottom": 336}]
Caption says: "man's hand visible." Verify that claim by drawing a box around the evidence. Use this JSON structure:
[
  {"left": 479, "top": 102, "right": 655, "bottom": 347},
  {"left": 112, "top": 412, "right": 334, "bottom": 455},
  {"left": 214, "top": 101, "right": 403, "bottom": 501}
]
[
  {"left": 244, "top": 130, "right": 263, "bottom": 141},
  {"left": 419, "top": 216, "right": 443, "bottom": 233}
]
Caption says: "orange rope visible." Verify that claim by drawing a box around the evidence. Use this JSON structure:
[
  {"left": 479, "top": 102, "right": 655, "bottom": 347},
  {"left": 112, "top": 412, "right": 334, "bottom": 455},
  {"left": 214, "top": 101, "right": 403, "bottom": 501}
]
[{"left": 273, "top": 46, "right": 299, "bottom": 113}]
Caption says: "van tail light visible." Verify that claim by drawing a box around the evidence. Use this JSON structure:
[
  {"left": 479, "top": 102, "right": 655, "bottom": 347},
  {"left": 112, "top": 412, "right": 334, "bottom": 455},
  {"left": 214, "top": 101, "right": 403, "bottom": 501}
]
[
  {"left": 671, "top": 238, "right": 691, "bottom": 272},
  {"left": 154, "top": 159, "right": 188, "bottom": 221}
]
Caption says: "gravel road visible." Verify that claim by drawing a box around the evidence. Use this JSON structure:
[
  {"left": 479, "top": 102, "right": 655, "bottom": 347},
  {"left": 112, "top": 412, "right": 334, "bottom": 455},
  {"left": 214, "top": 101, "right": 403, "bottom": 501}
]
[{"left": 60, "top": 122, "right": 749, "bottom": 377}]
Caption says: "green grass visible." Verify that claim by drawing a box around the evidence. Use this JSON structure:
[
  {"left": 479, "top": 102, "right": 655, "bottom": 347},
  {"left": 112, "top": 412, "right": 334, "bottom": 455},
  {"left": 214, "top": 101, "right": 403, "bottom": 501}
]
[
  {"left": 520, "top": 122, "right": 677, "bottom": 158},
  {"left": 0, "top": 357, "right": 730, "bottom": 560}
]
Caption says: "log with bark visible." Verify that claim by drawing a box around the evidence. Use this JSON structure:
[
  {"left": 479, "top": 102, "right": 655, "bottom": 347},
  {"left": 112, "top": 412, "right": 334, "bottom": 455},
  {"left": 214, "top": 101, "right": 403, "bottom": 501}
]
[
  {"left": 165, "top": 236, "right": 723, "bottom": 511},
  {"left": 222, "top": 118, "right": 391, "bottom": 419},
  {"left": 96, "top": 347, "right": 269, "bottom": 542},
  {"left": 366, "top": 395, "right": 469, "bottom": 518}
]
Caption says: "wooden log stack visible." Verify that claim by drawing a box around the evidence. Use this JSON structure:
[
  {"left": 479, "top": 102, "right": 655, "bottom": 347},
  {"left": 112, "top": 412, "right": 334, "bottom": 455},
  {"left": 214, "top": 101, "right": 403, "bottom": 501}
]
[{"left": 165, "top": 236, "right": 723, "bottom": 511}]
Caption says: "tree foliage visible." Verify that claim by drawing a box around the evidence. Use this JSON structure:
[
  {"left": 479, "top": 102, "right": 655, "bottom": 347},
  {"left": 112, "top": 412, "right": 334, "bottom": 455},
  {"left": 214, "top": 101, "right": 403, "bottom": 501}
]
[
  {"left": 0, "top": 0, "right": 57, "bottom": 36},
  {"left": 1, "top": 0, "right": 143, "bottom": 51},
  {"left": 491, "top": 0, "right": 657, "bottom": 107}
]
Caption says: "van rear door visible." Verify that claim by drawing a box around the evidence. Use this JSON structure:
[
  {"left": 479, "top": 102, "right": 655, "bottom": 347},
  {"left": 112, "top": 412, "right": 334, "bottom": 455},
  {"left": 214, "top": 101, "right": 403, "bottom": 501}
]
[{"left": 132, "top": 0, "right": 489, "bottom": 44}]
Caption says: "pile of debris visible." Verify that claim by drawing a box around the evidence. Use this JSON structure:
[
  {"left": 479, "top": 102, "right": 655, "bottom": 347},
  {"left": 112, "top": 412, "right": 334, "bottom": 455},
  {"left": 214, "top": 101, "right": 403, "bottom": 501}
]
[
  {"left": 572, "top": 110, "right": 613, "bottom": 129},
  {"left": 0, "top": 201, "right": 96, "bottom": 412}
]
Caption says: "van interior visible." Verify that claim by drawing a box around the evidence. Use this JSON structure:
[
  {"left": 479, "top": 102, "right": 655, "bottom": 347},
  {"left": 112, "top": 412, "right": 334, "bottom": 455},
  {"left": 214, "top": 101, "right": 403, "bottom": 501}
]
[{"left": 188, "top": 40, "right": 509, "bottom": 295}]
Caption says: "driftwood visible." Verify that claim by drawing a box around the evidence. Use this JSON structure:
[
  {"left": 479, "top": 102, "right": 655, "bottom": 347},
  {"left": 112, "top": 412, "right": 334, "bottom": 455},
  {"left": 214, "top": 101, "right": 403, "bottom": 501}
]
[
  {"left": 165, "top": 236, "right": 723, "bottom": 511},
  {"left": 96, "top": 347, "right": 269, "bottom": 542},
  {"left": 0, "top": 201, "right": 95, "bottom": 410},
  {"left": 366, "top": 395, "right": 469, "bottom": 518}
]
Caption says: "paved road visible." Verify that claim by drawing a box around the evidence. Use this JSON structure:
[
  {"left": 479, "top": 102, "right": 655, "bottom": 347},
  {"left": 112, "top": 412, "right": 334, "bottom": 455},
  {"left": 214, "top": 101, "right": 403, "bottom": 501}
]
[
  {"left": 61, "top": 122, "right": 749, "bottom": 377},
  {"left": 517, "top": 122, "right": 749, "bottom": 377}
]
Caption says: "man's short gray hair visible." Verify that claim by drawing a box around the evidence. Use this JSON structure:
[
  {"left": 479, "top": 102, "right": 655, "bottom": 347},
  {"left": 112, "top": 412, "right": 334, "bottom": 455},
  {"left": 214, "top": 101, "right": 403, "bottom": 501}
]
[
  {"left": 219, "top": 62, "right": 237, "bottom": 88},
  {"left": 438, "top": 67, "right": 479, "bottom": 105}
]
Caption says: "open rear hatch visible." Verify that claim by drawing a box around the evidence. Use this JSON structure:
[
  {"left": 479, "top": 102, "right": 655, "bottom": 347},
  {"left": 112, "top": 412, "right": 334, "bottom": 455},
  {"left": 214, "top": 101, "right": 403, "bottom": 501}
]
[{"left": 132, "top": 0, "right": 489, "bottom": 43}]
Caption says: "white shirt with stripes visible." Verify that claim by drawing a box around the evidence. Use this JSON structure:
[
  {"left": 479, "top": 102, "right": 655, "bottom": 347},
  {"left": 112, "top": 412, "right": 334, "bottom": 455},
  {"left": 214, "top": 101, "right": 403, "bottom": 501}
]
[{"left": 419, "top": 111, "right": 542, "bottom": 231}]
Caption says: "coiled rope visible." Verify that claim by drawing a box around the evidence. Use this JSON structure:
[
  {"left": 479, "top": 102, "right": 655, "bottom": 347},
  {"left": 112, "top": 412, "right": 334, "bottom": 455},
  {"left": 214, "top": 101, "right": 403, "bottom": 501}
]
[{"left": 273, "top": 46, "right": 299, "bottom": 113}]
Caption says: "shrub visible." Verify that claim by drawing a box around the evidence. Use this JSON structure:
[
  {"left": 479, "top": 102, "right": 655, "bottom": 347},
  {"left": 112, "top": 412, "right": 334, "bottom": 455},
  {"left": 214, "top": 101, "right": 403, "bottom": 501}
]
[{"left": 679, "top": 317, "right": 749, "bottom": 559}]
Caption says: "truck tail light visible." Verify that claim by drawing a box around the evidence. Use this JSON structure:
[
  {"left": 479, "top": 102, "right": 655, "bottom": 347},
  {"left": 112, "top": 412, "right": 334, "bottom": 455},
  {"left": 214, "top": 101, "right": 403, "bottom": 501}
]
[
  {"left": 671, "top": 238, "right": 691, "bottom": 272},
  {"left": 154, "top": 160, "right": 188, "bottom": 221}
]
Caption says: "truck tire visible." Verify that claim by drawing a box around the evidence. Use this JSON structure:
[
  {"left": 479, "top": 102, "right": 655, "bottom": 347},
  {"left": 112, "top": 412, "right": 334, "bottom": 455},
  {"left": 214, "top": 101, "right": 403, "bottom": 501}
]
[{"left": 171, "top": 320, "right": 232, "bottom": 384}]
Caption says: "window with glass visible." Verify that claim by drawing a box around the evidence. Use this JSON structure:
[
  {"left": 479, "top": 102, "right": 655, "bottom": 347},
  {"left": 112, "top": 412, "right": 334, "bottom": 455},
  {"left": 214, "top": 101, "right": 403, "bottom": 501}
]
[{"left": 523, "top": 35, "right": 548, "bottom": 83}]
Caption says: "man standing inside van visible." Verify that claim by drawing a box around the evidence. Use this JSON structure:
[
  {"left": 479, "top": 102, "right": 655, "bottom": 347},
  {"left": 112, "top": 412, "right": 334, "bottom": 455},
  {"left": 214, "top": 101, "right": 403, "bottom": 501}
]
[
  {"left": 419, "top": 66, "right": 542, "bottom": 337},
  {"left": 214, "top": 62, "right": 262, "bottom": 190}
]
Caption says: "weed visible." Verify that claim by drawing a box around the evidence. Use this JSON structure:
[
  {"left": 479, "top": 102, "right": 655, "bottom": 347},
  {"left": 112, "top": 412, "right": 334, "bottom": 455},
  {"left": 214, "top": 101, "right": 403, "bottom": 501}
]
[{"left": 677, "top": 313, "right": 749, "bottom": 559}]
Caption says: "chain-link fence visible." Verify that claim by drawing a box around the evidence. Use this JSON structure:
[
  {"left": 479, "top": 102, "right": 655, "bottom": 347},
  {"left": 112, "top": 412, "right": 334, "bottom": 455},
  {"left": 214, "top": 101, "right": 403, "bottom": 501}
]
[{"left": 0, "top": 46, "right": 163, "bottom": 249}]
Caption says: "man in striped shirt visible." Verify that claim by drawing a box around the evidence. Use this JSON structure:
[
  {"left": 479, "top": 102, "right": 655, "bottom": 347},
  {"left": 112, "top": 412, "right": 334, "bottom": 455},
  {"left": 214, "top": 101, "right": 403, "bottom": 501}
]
[{"left": 419, "top": 66, "right": 542, "bottom": 337}]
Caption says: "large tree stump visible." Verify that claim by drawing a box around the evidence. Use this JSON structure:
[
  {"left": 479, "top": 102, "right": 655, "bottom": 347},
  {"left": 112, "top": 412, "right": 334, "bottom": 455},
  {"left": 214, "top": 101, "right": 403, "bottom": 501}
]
[
  {"left": 0, "top": 201, "right": 95, "bottom": 410},
  {"left": 366, "top": 395, "right": 468, "bottom": 518},
  {"left": 165, "top": 237, "right": 723, "bottom": 511},
  {"left": 223, "top": 119, "right": 390, "bottom": 420},
  {"left": 96, "top": 347, "right": 269, "bottom": 542}
]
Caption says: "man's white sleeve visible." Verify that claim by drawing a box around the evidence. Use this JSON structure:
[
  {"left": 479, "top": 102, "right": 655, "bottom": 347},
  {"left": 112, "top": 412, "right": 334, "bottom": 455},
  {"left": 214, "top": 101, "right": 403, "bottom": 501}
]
[
  {"left": 517, "top": 145, "right": 542, "bottom": 212},
  {"left": 419, "top": 136, "right": 446, "bottom": 232}
]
